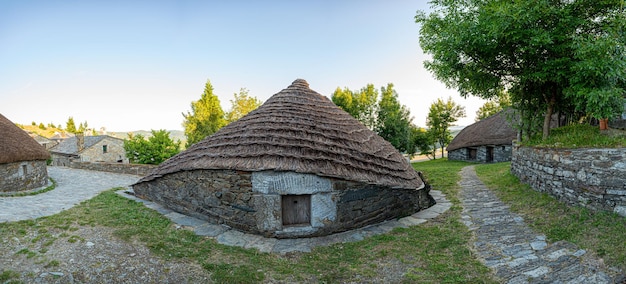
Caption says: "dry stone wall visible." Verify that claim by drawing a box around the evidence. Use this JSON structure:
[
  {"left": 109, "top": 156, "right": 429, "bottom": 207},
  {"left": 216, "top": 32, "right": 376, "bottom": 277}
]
[
  {"left": 68, "top": 161, "right": 156, "bottom": 176},
  {"left": 511, "top": 145, "right": 626, "bottom": 217}
]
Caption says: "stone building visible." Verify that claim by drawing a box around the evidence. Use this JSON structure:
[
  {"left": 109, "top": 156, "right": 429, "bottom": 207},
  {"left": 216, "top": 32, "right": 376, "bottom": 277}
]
[
  {"left": 49, "top": 135, "right": 128, "bottom": 166},
  {"left": 133, "top": 79, "right": 434, "bottom": 238},
  {"left": 0, "top": 113, "right": 50, "bottom": 192},
  {"left": 447, "top": 110, "right": 517, "bottom": 163}
]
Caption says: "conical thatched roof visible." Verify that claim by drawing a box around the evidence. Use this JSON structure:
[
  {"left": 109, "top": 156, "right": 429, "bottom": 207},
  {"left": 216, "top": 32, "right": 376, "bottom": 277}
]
[
  {"left": 446, "top": 109, "right": 517, "bottom": 151},
  {"left": 0, "top": 113, "right": 50, "bottom": 164},
  {"left": 137, "top": 79, "right": 424, "bottom": 189}
]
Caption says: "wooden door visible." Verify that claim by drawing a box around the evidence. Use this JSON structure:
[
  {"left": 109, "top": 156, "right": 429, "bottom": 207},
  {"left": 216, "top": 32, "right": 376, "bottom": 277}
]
[{"left": 282, "top": 195, "right": 311, "bottom": 226}]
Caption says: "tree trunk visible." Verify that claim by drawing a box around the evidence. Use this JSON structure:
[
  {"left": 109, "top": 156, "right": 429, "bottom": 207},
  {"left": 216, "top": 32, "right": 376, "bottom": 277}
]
[{"left": 542, "top": 94, "right": 556, "bottom": 140}]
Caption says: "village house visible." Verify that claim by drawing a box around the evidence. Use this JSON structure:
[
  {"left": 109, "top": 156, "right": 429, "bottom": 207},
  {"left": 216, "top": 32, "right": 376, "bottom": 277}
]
[
  {"left": 0, "top": 113, "right": 50, "bottom": 192},
  {"left": 447, "top": 110, "right": 517, "bottom": 163},
  {"left": 28, "top": 133, "right": 58, "bottom": 150},
  {"left": 49, "top": 134, "right": 128, "bottom": 166},
  {"left": 133, "top": 79, "right": 434, "bottom": 238}
]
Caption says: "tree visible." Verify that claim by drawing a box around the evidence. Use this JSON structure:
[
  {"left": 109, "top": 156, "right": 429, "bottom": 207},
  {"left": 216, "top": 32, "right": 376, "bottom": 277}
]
[
  {"left": 78, "top": 121, "right": 88, "bottom": 133},
  {"left": 65, "top": 117, "right": 77, "bottom": 134},
  {"left": 124, "top": 130, "right": 181, "bottom": 165},
  {"left": 331, "top": 84, "right": 379, "bottom": 130},
  {"left": 182, "top": 79, "right": 226, "bottom": 148},
  {"left": 376, "top": 83, "right": 413, "bottom": 152},
  {"left": 409, "top": 125, "right": 435, "bottom": 159},
  {"left": 416, "top": 0, "right": 625, "bottom": 139},
  {"left": 38, "top": 122, "right": 46, "bottom": 130},
  {"left": 476, "top": 92, "right": 512, "bottom": 121},
  {"left": 426, "top": 97, "right": 466, "bottom": 158},
  {"left": 225, "top": 88, "right": 262, "bottom": 124}
]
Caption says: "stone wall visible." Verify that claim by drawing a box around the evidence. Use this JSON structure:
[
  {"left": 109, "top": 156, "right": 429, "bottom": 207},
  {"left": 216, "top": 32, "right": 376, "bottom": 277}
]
[
  {"left": 133, "top": 169, "right": 435, "bottom": 238},
  {"left": 448, "top": 145, "right": 513, "bottom": 163},
  {"left": 0, "top": 160, "right": 48, "bottom": 192},
  {"left": 511, "top": 146, "right": 626, "bottom": 217},
  {"left": 334, "top": 180, "right": 433, "bottom": 232},
  {"left": 68, "top": 161, "right": 156, "bottom": 176},
  {"left": 133, "top": 170, "right": 256, "bottom": 233}
]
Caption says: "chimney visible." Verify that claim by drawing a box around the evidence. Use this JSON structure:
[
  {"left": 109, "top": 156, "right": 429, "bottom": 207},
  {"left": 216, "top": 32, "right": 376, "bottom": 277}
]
[{"left": 76, "top": 133, "right": 85, "bottom": 152}]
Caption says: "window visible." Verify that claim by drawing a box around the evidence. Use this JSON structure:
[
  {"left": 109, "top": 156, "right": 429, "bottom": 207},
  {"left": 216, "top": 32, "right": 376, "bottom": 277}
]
[
  {"left": 102, "top": 145, "right": 108, "bottom": 153},
  {"left": 281, "top": 195, "right": 311, "bottom": 226},
  {"left": 22, "top": 165, "right": 27, "bottom": 176}
]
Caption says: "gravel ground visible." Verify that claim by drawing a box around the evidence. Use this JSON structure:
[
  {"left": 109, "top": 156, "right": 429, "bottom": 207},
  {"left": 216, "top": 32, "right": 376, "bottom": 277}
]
[{"left": 1, "top": 226, "right": 211, "bottom": 284}]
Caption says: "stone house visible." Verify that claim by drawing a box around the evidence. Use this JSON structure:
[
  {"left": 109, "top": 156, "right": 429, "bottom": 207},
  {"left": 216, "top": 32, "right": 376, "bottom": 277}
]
[
  {"left": 133, "top": 79, "right": 434, "bottom": 239},
  {"left": 0, "top": 113, "right": 50, "bottom": 192},
  {"left": 447, "top": 110, "right": 517, "bottom": 163},
  {"left": 29, "top": 134, "right": 58, "bottom": 150},
  {"left": 49, "top": 135, "right": 128, "bottom": 166}
]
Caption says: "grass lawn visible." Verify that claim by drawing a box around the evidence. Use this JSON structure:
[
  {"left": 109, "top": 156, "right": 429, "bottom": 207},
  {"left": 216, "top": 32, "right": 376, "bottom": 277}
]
[
  {"left": 0, "top": 159, "right": 497, "bottom": 283},
  {"left": 475, "top": 162, "right": 626, "bottom": 271}
]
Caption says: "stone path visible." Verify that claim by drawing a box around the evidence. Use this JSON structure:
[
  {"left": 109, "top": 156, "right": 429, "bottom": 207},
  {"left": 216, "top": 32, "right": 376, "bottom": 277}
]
[
  {"left": 117, "top": 188, "right": 453, "bottom": 254},
  {"left": 0, "top": 167, "right": 140, "bottom": 222},
  {"left": 459, "top": 165, "right": 624, "bottom": 283}
]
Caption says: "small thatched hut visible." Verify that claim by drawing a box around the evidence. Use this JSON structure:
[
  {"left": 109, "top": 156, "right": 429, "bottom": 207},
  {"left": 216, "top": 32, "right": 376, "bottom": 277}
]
[
  {"left": 133, "top": 79, "right": 433, "bottom": 238},
  {"left": 0, "top": 113, "right": 50, "bottom": 192},
  {"left": 447, "top": 110, "right": 517, "bottom": 163}
]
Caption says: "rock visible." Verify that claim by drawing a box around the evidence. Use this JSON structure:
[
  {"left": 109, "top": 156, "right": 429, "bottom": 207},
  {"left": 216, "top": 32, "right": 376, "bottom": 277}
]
[
  {"left": 86, "top": 241, "right": 95, "bottom": 247},
  {"left": 50, "top": 272, "right": 64, "bottom": 276}
]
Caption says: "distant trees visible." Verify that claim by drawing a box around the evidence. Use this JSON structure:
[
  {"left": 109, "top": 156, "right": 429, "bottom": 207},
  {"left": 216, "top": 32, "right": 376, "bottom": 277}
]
[
  {"left": 225, "top": 88, "right": 262, "bottom": 124},
  {"left": 331, "top": 84, "right": 379, "bottom": 130},
  {"left": 476, "top": 92, "right": 511, "bottom": 121},
  {"left": 182, "top": 80, "right": 226, "bottom": 148},
  {"left": 426, "top": 97, "right": 466, "bottom": 159},
  {"left": 65, "top": 117, "right": 77, "bottom": 134},
  {"left": 124, "top": 130, "right": 181, "bottom": 165},
  {"left": 416, "top": 0, "right": 625, "bottom": 139},
  {"left": 183, "top": 79, "right": 263, "bottom": 148},
  {"left": 332, "top": 83, "right": 434, "bottom": 156},
  {"left": 65, "top": 117, "right": 90, "bottom": 134}
]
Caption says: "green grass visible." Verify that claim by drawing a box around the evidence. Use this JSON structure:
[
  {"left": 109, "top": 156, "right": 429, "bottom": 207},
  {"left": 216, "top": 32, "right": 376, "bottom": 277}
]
[
  {"left": 0, "top": 270, "right": 21, "bottom": 284},
  {"left": 523, "top": 124, "right": 626, "bottom": 148},
  {"left": 0, "top": 161, "right": 497, "bottom": 283},
  {"left": 475, "top": 162, "right": 626, "bottom": 271}
]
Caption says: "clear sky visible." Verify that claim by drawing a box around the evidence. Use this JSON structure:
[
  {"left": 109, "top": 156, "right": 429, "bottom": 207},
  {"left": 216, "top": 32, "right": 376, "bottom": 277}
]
[{"left": 1, "top": 0, "right": 485, "bottom": 132}]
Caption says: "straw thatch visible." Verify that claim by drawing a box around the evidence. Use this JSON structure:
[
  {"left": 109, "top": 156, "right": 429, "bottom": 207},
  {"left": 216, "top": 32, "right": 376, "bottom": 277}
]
[
  {"left": 0, "top": 113, "right": 50, "bottom": 164},
  {"left": 138, "top": 79, "right": 424, "bottom": 190},
  {"left": 447, "top": 109, "right": 517, "bottom": 151}
]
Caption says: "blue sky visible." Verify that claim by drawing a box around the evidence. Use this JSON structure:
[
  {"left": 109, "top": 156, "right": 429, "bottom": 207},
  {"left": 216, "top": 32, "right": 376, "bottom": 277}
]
[{"left": 1, "top": 0, "right": 485, "bottom": 132}]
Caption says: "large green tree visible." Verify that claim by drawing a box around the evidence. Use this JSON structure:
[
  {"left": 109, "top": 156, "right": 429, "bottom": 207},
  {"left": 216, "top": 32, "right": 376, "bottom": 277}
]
[
  {"left": 225, "top": 88, "right": 262, "bottom": 124},
  {"left": 124, "top": 130, "right": 181, "bottom": 165},
  {"left": 426, "top": 97, "right": 466, "bottom": 159},
  {"left": 376, "top": 83, "right": 413, "bottom": 152},
  {"left": 182, "top": 80, "right": 226, "bottom": 148},
  {"left": 416, "top": 0, "right": 625, "bottom": 139}
]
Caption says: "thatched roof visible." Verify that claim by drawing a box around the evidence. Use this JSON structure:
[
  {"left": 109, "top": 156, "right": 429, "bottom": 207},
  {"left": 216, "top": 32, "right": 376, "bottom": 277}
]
[
  {"left": 0, "top": 113, "right": 50, "bottom": 164},
  {"left": 446, "top": 109, "right": 517, "bottom": 151},
  {"left": 137, "top": 79, "right": 425, "bottom": 190}
]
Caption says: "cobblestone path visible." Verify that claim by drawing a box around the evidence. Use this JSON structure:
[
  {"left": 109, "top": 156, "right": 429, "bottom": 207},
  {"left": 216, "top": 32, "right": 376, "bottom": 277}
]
[
  {"left": 0, "top": 167, "right": 140, "bottom": 222},
  {"left": 459, "top": 165, "right": 623, "bottom": 283}
]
